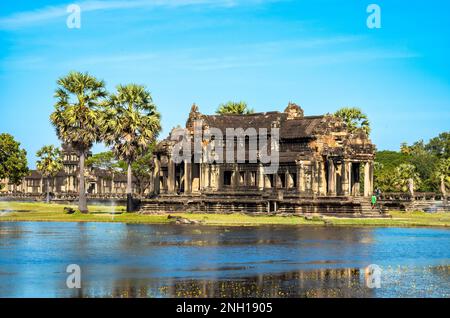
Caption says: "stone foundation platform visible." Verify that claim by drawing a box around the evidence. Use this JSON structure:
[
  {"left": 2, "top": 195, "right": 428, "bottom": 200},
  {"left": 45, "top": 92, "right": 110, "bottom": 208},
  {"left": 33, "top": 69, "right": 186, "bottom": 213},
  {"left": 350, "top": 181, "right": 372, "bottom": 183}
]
[{"left": 139, "top": 192, "right": 388, "bottom": 218}]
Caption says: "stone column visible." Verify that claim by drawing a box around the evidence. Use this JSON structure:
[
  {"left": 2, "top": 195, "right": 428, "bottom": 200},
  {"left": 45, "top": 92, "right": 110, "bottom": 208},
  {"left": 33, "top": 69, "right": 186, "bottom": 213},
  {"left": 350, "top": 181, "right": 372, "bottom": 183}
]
[
  {"left": 167, "top": 157, "right": 175, "bottom": 194},
  {"left": 200, "top": 163, "right": 205, "bottom": 190},
  {"left": 205, "top": 164, "right": 217, "bottom": 190},
  {"left": 296, "top": 162, "right": 304, "bottom": 194},
  {"left": 184, "top": 161, "right": 192, "bottom": 194},
  {"left": 364, "top": 161, "right": 374, "bottom": 197},
  {"left": 341, "top": 161, "right": 350, "bottom": 196},
  {"left": 318, "top": 161, "right": 327, "bottom": 196},
  {"left": 205, "top": 164, "right": 210, "bottom": 189},
  {"left": 257, "top": 164, "right": 265, "bottom": 191},
  {"left": 311, "top": 161, "right": 319, "bottom": 195},
  {"left": 328, "top": 159, "right": 336, "bottom": 196},
  {"left": 153, "top": 157, "right": 160, "bottom": 195},
  {"left": 233, "top": 164, "right": 239, "bottom": 188},
  {"left": 217, "top": 165, "right": 223, "bottom": 191}
]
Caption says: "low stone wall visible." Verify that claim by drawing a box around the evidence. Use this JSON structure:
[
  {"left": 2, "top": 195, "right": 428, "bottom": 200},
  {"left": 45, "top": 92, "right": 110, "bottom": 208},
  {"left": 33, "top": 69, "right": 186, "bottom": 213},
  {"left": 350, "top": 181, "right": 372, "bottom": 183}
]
[
  {"left": 0, "top": 192, "right": 131, "bottom": 206},
  {"left": 377, "top": 192, "right": 450, "bottom": 212}
]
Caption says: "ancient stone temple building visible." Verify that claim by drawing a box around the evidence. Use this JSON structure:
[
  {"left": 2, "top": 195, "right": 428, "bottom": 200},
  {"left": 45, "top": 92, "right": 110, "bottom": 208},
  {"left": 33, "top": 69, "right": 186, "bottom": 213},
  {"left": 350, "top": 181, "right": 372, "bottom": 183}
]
[
  {"left": 1, "top": 144, "right": 137, "bottom": 196},
  {"left": 140, "top": 103, "right": 380, "bottom": 216}
]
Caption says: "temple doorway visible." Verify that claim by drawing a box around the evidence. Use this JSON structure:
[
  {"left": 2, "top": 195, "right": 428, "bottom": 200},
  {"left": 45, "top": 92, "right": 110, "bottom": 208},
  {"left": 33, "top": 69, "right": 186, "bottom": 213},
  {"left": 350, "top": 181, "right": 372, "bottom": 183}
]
[
  {"left": 87, "top": 182, "right": 96, "bottom": 194},
  {"left": 175, "top": 161, "right": 185, "bottom": 194}
]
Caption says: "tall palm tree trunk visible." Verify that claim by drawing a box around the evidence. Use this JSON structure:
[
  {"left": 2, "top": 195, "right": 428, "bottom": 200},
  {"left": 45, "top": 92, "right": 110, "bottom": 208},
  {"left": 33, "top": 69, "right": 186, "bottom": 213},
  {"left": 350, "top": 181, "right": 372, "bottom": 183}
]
[
  {"left": 79, "top": 151, "right": 88, "bottom": 213},
  {"left": 46, "top": 177, "right": 50, "bottom": 204},
  {"left": 111, "top": 172, "right": 115, "bottom": 194},
  {"left": 127, "top": 162, "right": 133, "bottom": 212},
  {"left": 441, "top": 176, "right": 448, "bottom": 206}
]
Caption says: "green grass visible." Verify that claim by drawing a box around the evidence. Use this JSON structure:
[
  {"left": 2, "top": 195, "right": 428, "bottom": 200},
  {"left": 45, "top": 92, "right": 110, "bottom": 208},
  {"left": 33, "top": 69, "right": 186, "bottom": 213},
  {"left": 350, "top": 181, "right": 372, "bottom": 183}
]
[{"left": 0, "top": 201, "right": 449, "bottom": 227}]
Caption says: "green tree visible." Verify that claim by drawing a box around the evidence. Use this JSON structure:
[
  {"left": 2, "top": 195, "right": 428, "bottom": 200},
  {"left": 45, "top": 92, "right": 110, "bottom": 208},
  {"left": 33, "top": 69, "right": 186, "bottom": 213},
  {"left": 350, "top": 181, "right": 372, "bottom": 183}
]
[
  {"left": 393, "top": 163, "right": 421, "bottom": 195},
  {"left": 102, "top": 84, "right": 161, "bottom": 211},
  {"left": 216, "top": 101, "right": 254, "bottom": 115},
  {"left": 426, "top": 132, "right": 450, "bottom": 158},
  {"left": 50, "top": 71, "right": 107, "bottom": 213},
  {"left": 0, "top": 133, "right": 28, "bottom": 190},
  {"left": 36, "top": 145, "right": 63, "bottom": 203},
  {"left": 130, "top": 145, "right": 155, "bottom": 195},
  {"left": 86, "top": 151, "right": 121, "bottom": 193},
  {"left": 398, "top": 141, "right": 438, "bottom": 191},
  {"left": 334, "top": 107, "right": 370, "bottom": 135},
  {"left": 374, "top": 161, "right": 396, "bottom": 192},
  {"left": 434, "top": 158, "right": 450, "bottom": 205}
]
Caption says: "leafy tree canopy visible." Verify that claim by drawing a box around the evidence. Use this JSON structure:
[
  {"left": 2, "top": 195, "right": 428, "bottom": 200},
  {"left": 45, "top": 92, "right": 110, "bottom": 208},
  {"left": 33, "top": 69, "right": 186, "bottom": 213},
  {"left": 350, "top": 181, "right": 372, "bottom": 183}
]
[
  {"left": 0, "top": 133, "right": 29, "bottom": 188},
  {"left": 375, "top": 132, "right": 450, "bottom": 193},
  {"left": 36, "top": 145, "right": 63, "bottom": 178},
  {"left": 425, "top": 132, "right": 450, "bottom": 158},
  {"left": 393, "top": 163, "right": 421, "bottom": 192},
  {"left": 86, "top": 151, "right": 120, "bottom": 172}
]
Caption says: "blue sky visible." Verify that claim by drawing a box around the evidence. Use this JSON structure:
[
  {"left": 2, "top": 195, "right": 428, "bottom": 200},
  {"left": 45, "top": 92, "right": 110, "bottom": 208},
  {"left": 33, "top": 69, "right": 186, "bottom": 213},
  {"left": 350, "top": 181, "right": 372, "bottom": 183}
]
[{"left": 1, "top": 0, "right": 449, "bottom": 168}]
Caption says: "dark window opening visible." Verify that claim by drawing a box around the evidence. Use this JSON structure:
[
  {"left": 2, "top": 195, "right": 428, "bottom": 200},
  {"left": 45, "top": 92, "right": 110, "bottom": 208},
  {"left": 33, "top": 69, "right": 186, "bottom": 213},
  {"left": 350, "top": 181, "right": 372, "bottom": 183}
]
[{"left": 224, "top": 171, "right": 233, "bottom": 186}]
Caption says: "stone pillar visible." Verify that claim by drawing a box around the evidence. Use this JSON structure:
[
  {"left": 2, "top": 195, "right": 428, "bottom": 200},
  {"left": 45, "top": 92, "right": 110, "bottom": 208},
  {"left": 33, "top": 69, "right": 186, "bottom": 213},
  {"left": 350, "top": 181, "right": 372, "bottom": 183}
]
[
  {"left": 205, "top": 164, "right": 214, "bottom": 190},
  {"left": 364, "top": 161, "right": 374, "bottom": 197},
  {"left": 205, "top": 164, "right": 210, "bottom": 189},
  {"left": 184, "top": 161, "right": 192, "bottom": 194},
  {"left": 200, "top": 163, "right": 205, "bottom": 190},
  {"left": 217, "top": 165, "right": 223, "bottom": 191},
  {"left": 296, "top": 162, "right": 304, "bottom": 194},
  {"left": 328, "top": 159, "right": 336, "bottom": 196},
  {"left": 369, "top": 161, "right": 374, "bottom": 196},
  {"left": 341, "top": 161, "right": 350, "bottom": 196},
  {"left": 167, "top": 157, "right": 175, "bottom": 194},
  {"left": 153, "top": 157, "right": 160, "bottom": 195},
  {"left": 233, "top": 164, "right": 239, "bottom": 188},
  {"left": 318, "top": 161, "right": 327, "bottom": 196},
  {"left": 311, "top": 161, "right": 319, "bottom": 195},
  {"left": 258, "top": 164, "right": 265, "bottom": 190}
]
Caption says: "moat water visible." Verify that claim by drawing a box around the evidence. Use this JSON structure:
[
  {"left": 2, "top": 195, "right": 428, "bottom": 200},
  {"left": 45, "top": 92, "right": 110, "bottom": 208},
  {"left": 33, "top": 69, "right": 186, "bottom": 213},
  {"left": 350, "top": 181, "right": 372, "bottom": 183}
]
[{"left": 0, "top": 222, "right": 449, "bottom": 298}]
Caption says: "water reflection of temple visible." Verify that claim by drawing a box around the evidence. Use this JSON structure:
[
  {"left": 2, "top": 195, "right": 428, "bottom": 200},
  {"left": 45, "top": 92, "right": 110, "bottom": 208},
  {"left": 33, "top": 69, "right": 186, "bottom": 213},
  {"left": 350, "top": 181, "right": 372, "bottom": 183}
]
[{"left": 73, "top": 268, "right": 375, "bottom": 298}]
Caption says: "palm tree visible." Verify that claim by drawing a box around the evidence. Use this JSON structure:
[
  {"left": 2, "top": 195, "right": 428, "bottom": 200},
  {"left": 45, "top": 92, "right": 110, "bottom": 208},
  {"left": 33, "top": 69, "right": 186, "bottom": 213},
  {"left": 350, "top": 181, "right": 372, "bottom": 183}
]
[
  {"left": 102, "top": 84, "right": 161, "bottom": 212},
  {"left": 393, "top": 163, "right": 421, "bottom": 197},
  {"left": 434, "top": 158, "right": 450, "bottom": 205},
  {"left": 216, "top": 101, "right": 254, "bottom": 115},
  {"left": 50, "top": 71, "right": 107, "bottom": 213},
  {"left": 36, "top": 145, "right": 63, "bottom": 203},
  {"left": 334, "top": 107, "right": 370, "bottom": 135}
]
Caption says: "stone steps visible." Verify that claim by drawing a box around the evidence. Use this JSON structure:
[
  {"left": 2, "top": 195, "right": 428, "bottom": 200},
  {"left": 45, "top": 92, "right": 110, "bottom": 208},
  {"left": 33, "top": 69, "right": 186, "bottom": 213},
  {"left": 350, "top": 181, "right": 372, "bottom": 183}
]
[{"left": 139, "top": 195, "right": 389, "bottom": 218}]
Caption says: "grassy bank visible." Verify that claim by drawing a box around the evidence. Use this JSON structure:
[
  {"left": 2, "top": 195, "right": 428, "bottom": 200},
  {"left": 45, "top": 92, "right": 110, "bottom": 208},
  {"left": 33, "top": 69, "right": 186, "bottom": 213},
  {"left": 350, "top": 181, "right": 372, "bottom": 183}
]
[{"left": 0, "top": 201, "right": 449, "bottom": 227}]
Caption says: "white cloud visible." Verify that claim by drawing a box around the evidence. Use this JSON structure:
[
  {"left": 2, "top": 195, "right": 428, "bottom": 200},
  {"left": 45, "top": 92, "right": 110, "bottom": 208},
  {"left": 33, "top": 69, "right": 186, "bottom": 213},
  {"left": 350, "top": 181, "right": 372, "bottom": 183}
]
[{"left": 0, "top": 0, "right": 276, "bottom": 30}]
